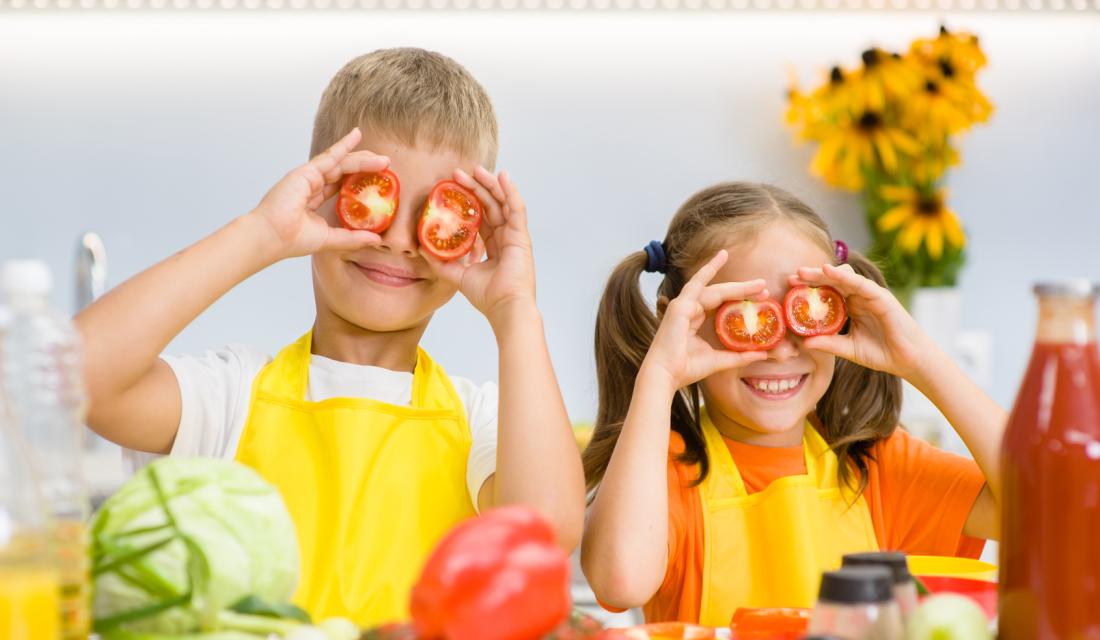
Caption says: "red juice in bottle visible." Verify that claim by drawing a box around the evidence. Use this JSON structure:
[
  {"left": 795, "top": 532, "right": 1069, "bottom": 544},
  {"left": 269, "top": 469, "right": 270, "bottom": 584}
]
[{"left": 1000, "top": 281, "right": 1100, "bottom": 639}]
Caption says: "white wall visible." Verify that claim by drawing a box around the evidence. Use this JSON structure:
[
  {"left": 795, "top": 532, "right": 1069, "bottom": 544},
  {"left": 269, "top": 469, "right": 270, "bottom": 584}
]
[{"left": 1, "top": 13, "right": 1098, "bottom": 422}]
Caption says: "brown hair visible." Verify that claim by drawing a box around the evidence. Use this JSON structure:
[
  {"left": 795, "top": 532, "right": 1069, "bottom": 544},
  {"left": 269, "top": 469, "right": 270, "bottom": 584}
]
[
  {"left": 310, "top": 48, "right": 499, "bottom": 168},
  {"left": 583, "top": 181, "right": 902, "bottom": 495}
]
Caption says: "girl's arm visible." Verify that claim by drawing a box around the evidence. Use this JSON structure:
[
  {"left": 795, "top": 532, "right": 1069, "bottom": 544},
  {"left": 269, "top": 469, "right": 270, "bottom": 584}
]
[
  {"left": 795, "top": 264, "right": 1002, "bottom": 540},
  {"left": 583, "top": 251, "right": 768, "bottom": 607}
]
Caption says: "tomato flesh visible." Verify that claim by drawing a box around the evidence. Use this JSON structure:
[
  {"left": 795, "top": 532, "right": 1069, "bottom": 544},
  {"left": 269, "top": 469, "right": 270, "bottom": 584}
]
[
  {"left": 418, "top": 180, "right": 483, "bottom": 262},
  {"left": 598, "top": 623, "right": 715, "bottom": 639},
  {"left": 783, "top": 285, "right": 847, "bottom": 337},
  {"left": 715, "top": 299, "right": 786, "bottom": 352},
  {"left": 337, "top": 169, "right": 400, "bottom": 233}
]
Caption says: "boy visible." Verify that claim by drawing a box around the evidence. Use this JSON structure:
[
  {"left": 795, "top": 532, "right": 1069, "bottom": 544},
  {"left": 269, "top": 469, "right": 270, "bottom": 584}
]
[{"left": 77, "top": 48, "right": 585, "bottom": 626}]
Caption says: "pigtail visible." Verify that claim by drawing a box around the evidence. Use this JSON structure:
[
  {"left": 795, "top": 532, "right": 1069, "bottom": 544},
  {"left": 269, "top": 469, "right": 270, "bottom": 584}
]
[
  {"left": 815, "top": 250, "right": 903, "bottom": 494},
  {"left": 583, "top": 251, "right": 707, "bottom": 493}
]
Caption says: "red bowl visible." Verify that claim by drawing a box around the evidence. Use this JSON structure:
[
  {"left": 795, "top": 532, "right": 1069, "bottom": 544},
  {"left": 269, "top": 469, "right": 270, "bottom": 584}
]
[{"left": 918, "top": 576, "right": 998, "bottom": 619}]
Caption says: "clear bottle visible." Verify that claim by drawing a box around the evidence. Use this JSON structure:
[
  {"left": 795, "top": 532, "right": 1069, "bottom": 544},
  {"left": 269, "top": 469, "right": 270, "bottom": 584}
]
[
  {"left": 841, "top": 552, "right": 919, "bottom": 620},
  {"left": 1, "top": 260, "right": 90, "bottom": 640},
  {"left": 0, "top": 308, "right": 61, "bottom": 640},
  {"left": 808, "top": 567, "right": 903, "bottom": 640},
  {"left": 1000, "top": 281, "right": 1100, "bottom": 638}
]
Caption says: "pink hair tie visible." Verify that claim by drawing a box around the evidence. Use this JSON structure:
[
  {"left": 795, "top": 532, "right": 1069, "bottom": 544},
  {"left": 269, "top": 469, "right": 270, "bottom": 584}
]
[{"left": 834, "top": 240, "right": 849, "bottom": 264}]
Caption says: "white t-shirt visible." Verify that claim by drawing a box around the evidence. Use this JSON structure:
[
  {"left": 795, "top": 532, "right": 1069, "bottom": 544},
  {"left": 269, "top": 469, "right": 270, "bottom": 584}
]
[{"left": 125, "top": 344, "right": 498, "bottom": 507}]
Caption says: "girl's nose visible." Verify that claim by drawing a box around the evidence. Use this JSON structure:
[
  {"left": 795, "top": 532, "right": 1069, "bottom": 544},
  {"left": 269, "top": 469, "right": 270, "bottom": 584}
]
[{"left": 767, "top": 332, "right": 801, "bottom": 362}]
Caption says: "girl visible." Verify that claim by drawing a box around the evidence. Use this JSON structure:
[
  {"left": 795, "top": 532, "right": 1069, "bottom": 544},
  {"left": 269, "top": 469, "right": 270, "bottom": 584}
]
[{"left": 580, "top": 182, "right": 1003, "bottom": 625}]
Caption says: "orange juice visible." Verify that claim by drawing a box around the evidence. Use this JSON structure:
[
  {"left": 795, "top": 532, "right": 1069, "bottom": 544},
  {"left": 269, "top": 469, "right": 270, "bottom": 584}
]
[{"left": 0, "top": 558, "right": 60, "bottom": 640}]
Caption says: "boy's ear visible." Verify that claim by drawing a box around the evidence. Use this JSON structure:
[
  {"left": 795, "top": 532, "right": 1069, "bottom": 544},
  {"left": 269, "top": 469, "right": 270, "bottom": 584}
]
[{"left": 656, "top": 295, "right": 671, "bottom": 319}]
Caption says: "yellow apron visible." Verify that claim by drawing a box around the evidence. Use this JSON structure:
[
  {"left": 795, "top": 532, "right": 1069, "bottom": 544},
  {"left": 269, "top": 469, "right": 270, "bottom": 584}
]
[
  {"left": 235, "top": 332, "right": 477, "bottom": 626},
  {"left": 697, "top": 409, "right": 878, "bottom": 626}
]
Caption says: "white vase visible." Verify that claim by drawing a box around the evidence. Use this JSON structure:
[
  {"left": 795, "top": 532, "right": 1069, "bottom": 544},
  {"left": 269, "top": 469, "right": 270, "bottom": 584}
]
[{"left": 900, "top": 287, "right": 991, "bottom": 454}]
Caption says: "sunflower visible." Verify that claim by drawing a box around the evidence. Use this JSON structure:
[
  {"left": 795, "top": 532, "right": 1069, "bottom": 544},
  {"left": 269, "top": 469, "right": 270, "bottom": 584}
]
[
  {"left": 877, "top": 185, "right": 965, "bottom": 259},
  {"left": 910, "top": 25, "right": 987, "bottom": 78},
  {"left": 906, "top": 77, "right": 976, "bottom": 136},
  {"left": 786, "top": 66, "right": 856, "bottom": 142},
  {"left": 811, "top": 110, "right": 921, "bottom": 190},
  {"left": 850, "top": 48, "right": 922, "bottom": 112}
]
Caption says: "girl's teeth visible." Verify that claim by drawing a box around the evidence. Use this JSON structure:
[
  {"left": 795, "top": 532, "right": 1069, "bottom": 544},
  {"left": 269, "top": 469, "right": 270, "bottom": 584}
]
[{"left": 752, "top": 377, "right": 801, "bottom": 394}]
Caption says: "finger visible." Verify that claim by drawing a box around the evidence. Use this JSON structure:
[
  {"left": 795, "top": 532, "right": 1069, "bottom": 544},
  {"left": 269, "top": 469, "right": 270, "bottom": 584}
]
[
  {"left": 681, "top": 250, "right": 729, "bottom": 298},
  {"left": 321, "top": 227, "right": 382, "bottom": 253},
  {"left": 419, "top": 247, "right": 467, "bottom": 287},
  {"left": 698, "top": 280, "right": 767, "bottom": 311},
  {"left": 308, "top": 128, "right": 363, "bottom": 180},
  {"left": 454, "top": 169, "right": 505, "bottom": 230},
  {"left": 802, "top": 333, "right": 856, "bottom": 361},
  {"left": 464, "top": 235, "right": 487, "bottom": 266},
  {"left": 321, "top": 151, "right": 390, "bottom": 186},
  {"left": 474, "top": 165, "right": 508, "bottom": 207},
  {"left": 797, "top": 264, "right": 878, "bottom": 300},
  {"left": 499, "top": 170, "right": 529, "bottom": 235}
]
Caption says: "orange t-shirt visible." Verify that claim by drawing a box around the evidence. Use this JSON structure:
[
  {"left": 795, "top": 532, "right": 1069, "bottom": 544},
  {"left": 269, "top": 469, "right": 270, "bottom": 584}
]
[{"left": 641, "top": 425, "right": 987, "bottom": 623}]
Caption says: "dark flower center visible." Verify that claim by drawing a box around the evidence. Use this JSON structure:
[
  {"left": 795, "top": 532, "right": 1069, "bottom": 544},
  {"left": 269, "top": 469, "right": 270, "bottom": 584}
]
[
  {"left": 830, "top": 66, "right": 844, "bottom": 84},
  {"left": 862, "top": 49, "right": 882, "bottom": 68},
  {"left": 858, "top": 111, "right": 884, "bottom": 130},
  {"left": 939, "top": 58, "right": 956, "bottom": 78},
  {"left": 917, "top": 195, "right": 944, "bottom": 216},
  {"left": 925, "top": 80, "right": 940, "bottom": 94}
]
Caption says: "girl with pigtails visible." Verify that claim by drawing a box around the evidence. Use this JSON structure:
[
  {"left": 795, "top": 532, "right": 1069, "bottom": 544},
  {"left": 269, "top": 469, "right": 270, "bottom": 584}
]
[{"left": 580, "top": 182, "right": 1003, "bottom": 625}]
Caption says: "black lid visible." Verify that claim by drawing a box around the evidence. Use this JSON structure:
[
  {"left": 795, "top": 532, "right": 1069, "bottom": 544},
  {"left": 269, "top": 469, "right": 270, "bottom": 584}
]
[
  {"left": 842, "top": 551, "right": 913, "bottom": 584},
  {"left": 817, "top": 567, "right": 894, "bottom": 604}
]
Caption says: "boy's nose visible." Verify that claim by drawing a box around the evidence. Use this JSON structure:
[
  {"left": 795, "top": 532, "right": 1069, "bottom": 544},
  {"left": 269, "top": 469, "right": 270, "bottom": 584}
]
[{"left": 378, "top": 198, "right": 421, "bottom": 257}]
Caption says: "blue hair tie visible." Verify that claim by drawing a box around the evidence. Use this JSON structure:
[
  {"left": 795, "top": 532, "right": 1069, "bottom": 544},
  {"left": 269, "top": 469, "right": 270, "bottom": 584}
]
[{"left": 643, "top": 240, "right": 668, "bottom": 274}]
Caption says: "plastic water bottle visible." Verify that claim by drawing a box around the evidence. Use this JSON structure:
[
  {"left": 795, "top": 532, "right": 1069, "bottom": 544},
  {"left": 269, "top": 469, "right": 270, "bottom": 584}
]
[
  {"left": 1, "top": 260, "right": 90, "bottom": 640},
  {"left": 0, "top": 304, "right": 61, "bottom": 640}
]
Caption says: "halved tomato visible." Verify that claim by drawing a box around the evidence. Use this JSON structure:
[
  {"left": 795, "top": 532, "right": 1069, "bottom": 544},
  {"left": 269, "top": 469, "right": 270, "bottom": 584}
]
[
  {"left": 417, "top": 180, "right": 483, "bottom": 262},
  {"left": 337, "top": 169, "right": 400, "bottom": 233},
  {"left": 715, "top": 299, "right": 787, "bottom": 352},
  {"left": 783, "top": 285, "right": 847, "bottom": 337}
]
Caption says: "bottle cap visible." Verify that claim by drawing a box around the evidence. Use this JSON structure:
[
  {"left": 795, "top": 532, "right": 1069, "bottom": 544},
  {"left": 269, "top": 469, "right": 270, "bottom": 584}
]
[
  {"left": 842, "top": 551, "right": 913, "bottom": 584},
  {"left": 817, "top": 567, "right": 894, "bottom": 604},
  {"left": 2, "top": 260, "right": 53, "bottom": 297}
]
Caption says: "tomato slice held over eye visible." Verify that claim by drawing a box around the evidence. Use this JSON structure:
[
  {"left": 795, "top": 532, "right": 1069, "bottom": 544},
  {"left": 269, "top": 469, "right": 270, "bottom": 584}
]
[
  {"left": 337, "top": 169, "right": 400, "bottom": 233},
  {"left": 417, "top": 180, "right": 483, "bottom": 262},
  {"left": 715, "top": 299, "right": 787, "bottom": 352},
  {"left": 783, "top": 285, "right": 847, "bottom": 337}
]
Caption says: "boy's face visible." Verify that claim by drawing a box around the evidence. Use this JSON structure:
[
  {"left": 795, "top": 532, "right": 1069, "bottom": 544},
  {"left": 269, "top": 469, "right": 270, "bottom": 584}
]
[{"left": 312, "top": 134, "right": 479, "bottom": 334}]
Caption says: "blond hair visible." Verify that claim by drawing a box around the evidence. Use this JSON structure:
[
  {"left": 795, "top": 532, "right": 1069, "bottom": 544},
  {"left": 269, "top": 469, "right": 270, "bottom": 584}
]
[
  {"left": 310, "top": 48, "right": 499, "bottom": 168},
  {"left": 583, "top": 181, "right": 902, "bottom": 495}
]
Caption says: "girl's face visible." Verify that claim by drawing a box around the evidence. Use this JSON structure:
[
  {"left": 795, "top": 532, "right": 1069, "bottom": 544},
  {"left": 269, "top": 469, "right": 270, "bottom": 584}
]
[{"left": 697, "top": 222, "right": 836, "bottom": 446}]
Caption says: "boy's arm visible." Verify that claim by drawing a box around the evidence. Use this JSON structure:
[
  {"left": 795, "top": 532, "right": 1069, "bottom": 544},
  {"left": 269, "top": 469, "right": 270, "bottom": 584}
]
[
  {"left": 424, "top": 167, "right": 585, "bottom": 552},
  {"left": 78, "top": 129, "right": 387, "bottom": 453}
]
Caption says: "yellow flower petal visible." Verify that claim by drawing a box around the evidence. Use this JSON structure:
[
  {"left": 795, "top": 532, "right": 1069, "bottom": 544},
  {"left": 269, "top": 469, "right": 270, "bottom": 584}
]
[
  {"left": 880, "top": 185, "right": 917, "bottom": 203},
  {"left": 898, "top": 218, "right": 926, "bottom": 254},
  {"left": 877, "top": 205, "right": 914, "bottom": 232},
  {"left": 942, "top": 209, "right": 967, "bottom": 248},
  {"left": 925, "top": 221, "right": 944, "bottom": 260},
  {"left": 874, "top": 131, "right": 899, "bottom": 173}
]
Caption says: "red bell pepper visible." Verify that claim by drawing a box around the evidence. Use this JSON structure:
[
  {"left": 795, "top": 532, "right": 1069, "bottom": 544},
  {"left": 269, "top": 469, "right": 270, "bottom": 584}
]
[{"left": 410, "top": 506, "right": 571, "bottom": 640}]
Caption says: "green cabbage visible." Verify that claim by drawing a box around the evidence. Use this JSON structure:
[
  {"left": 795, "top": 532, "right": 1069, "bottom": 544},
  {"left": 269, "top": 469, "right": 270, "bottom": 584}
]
[{"left": 91, "top": 457, "right": 300, "bottom": 634}]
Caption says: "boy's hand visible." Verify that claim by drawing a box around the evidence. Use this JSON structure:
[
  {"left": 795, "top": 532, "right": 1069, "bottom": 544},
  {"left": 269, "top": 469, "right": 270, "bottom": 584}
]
[
  {"left": 641, "top": 250, "right": 769, "bottom": 393},
  {"left": 249, "top": 128, "right": 388, "bottom": 260},
  {"left": 792, "top": 263, "right": 932, "bottom": 382},
  {"left": 421, "top": 167, "right": 537, "bottom": 328}
]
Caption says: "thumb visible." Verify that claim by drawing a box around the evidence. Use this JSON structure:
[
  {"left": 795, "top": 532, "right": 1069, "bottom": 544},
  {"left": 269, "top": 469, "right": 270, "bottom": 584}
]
[
  {"left": 321, "top": 227, "right": 382, "bottom": 252},
  {"left": 802, "top": 334, "right": 856, "bottom": 361}
]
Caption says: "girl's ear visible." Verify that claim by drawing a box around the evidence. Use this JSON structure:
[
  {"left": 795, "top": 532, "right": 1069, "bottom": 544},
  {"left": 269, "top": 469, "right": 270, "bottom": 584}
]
[{"left": 656, "top": 295, "right": 671, "bottom": 319}]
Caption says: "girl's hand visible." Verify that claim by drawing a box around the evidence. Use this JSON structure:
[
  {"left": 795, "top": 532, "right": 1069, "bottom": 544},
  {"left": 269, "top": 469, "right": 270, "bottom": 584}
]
[
  {"left": 642, "top": 250, "right": 769, "bottom": 392},
  {"left": 249, "top": 128, "right": 388, "bottom": 260},
  {"left": 421, "top": 167, "right": 537, "bottom": 329},
  {"left": 792, "top": 263, "right": 933, "bottom": 381}
]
